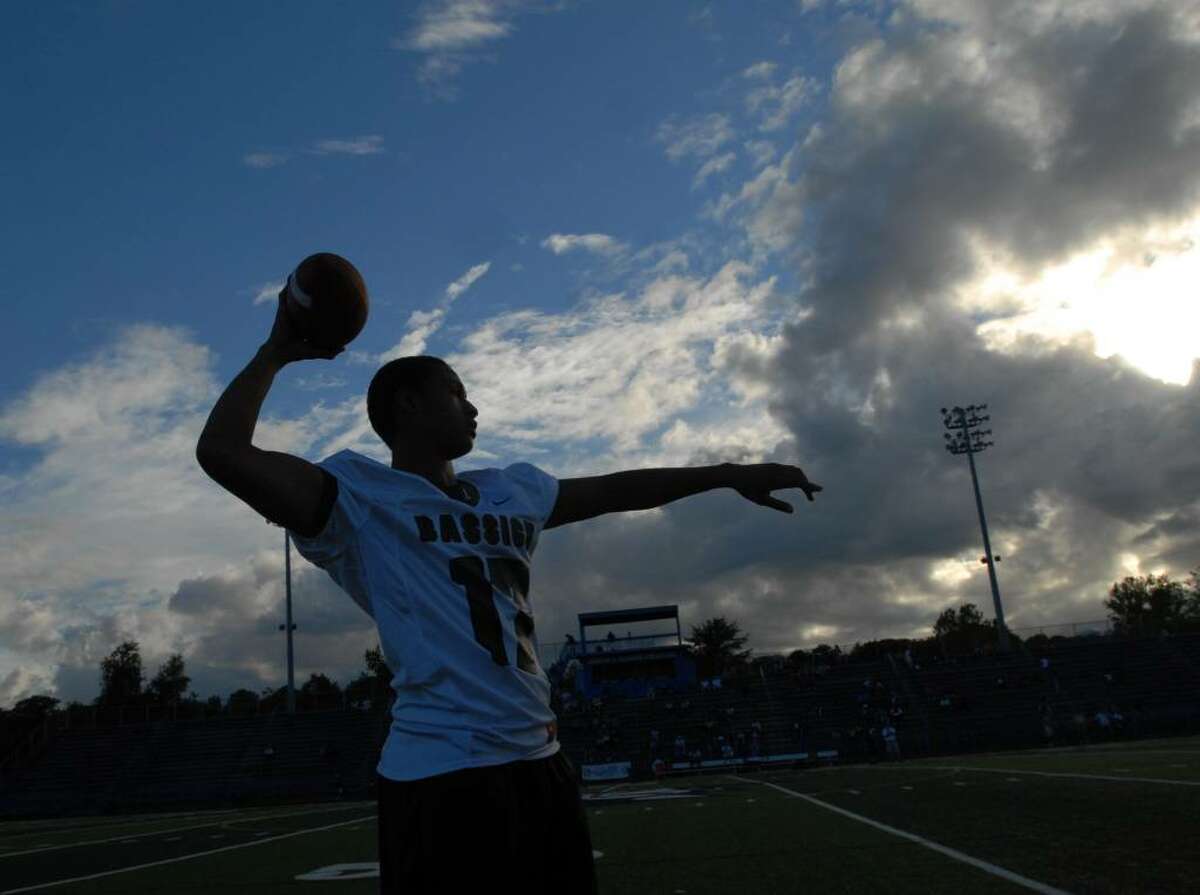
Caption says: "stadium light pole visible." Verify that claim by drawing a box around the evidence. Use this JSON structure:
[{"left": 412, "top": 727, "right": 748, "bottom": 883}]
[
  {"left": 941, "top": 404, "right": 1011, "bottom": 653},
  {"left": 266, "top": 520, "right": 297, "bottom": 714}
]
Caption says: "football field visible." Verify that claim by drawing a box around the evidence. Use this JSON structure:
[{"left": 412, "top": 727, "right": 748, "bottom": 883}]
[{"left": 2, "top": 736, "right": 1197, "bottom": 894}]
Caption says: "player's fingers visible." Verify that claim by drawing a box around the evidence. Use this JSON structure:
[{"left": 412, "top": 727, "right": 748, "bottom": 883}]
[
  {"left": 756, "top": 494, "right": 793, "bottom": 513},
  {"left": 802, "top": 482, "right": 823, "bottom": 501}
]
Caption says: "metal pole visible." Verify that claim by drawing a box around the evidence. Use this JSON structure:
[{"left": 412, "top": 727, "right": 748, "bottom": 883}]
[
  {"left": 943, "top": 405, "right": 1011, "bottom": 653},
  {"left": 963, "top": 429, "right": 1010, "bottom": 651},
  {"left": 284, "top": 529, "right": 296, "bottom": 714}
]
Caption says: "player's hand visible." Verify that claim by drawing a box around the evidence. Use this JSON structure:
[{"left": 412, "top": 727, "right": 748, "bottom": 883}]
[
  {"left": 726, "top": 462, "right": 822, "bottom": 513},
  {"left": 262, "top": 292, "right": 344, "bottom": 365}
]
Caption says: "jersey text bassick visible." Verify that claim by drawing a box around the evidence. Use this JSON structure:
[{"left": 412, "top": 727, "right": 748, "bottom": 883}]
[{"left": 413, "top": 513, "right": 538, "bottom": 553}]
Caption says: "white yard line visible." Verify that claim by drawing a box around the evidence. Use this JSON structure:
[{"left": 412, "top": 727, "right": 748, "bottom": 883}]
[
  {"left": 921, "top": 766, "right": 1200, "bottom": 787},
  {"left": 0, "top": 803, "right": 370, "bottom": 859},
  {"left": 0, "top": 814, "right": 376, "bottom": 894},
  {"left": 731, "top": 776, "right": 1072, "bottom": 895}
]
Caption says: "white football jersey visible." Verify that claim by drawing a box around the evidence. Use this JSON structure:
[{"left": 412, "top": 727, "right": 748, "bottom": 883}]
[{"left": 287, "top": 449, "right": 561, "bottom": 781}]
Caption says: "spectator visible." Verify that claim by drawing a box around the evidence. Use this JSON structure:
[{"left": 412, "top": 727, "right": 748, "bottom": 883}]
[
  {"left": 1094, "top": 708, "right": 1112, "bottom": 737},
  {"left": 1109, "top": 705, "right": 1126, "bottom": 736},
  {"left": 652, "top": 757, "right": 667, "bottom": 780},
  {"left": 881, "top": 723, "right": 901, "bottom": 761},
  {"left": 721, "top": 741, "right": 734, "bottom": 760},
  {"left": 995, "top": 674, "right": 1007, "bottom": 688},
  {"left": 649, "top": 729, "right": 660, "bottom": 755},
  {"left": 689, "top": 747, "right": 703, "bottom": 769},
  {"left": 674, "top": 734, "right": 687, "bottom": 761},
  {"left": 751, "top": 720, "right": 763, "bottom": 736}
]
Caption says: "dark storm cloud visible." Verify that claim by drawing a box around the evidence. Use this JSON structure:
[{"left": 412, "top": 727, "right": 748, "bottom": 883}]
[
  {"left": 769, "top": 3, "right": 1200, "bottom": 352},
  {"left": 529, "top": 1, "right": 1200, "bottom": 654}
]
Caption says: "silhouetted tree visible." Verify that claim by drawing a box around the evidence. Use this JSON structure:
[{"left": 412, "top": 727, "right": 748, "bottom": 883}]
[
  {"left": 260, "top": 685, "right": 289, "bottom": 714},
  {"left": 345, "top": 645, "right": 393, "bottom": 710},
  {"left": 810, "top": 644, "right": 843, "bottom": 665},
  {"left": 227, "top": 688, "right": 261, "bottom": 716},
  {"left": 849, "top": 638, "right": 915, "bottom": 662},
  {"left": 1105, "top": 573, "right": 1199, "bottom": 636},
  {"left": 298, "top": 673, "right": 342, "bottom": 711},
  {"left": 97, "top": 641, "right": 144, "bottom": 706},
  {"left": 145, "top": 654, "right": 190, "bottom": 707},
  {"left": 688, "top": 616, "right": 751, "bottom": 678},
  {"left": 11, "top": 695, "right": 60, "bottom": 718},
  {"left": 931, "top": 603, "right": 997, "bottom": 655}
]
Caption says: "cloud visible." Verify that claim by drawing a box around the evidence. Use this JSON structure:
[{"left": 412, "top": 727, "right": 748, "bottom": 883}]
[
  {"left": 445, "top": 261, "right": 780, "bottom": 453},
  {"left": 382, "top": 261, "right": 492, "bottom": 359},
  {"left": 693, "top": 151, "right": 737, "bottom": 189},
  {"left": 669, "top": 0, "right": 1200, "bottom": 652},
  {"left": 252, "top": 281, "right": 284, "bottom": 306},
  {"left": 311, "top": 136, "right": 385, "bottom": 156},
  {"left": 744, "top": 140, "right": 777, "bottom": 168},
  {"left": 745, "top": 73, "right": 818, "bottom": 132},
  {"left": 541, "top": 233, "right": 628, "bottom": 257},
  {"left": 656, "top": 113, "right": 735, "bottom": 162},
  {"left": 445, "top": 261, "right": 492, "bottom": 300},
  {"left": 742, "top": 61, "right": 778, "bottom": 80},
  {"left": 0, "top": 325, "right": 379, "bottom": 706},
  {"left": 243, "top": 152, "right": 289, "bottom": 169},
  {"left": 397, "top": 0, "right": 558, "bottom": 98}
]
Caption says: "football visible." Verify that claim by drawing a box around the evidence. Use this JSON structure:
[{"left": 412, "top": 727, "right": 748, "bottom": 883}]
[{"left": 282, "top": 253, "right": 369, "bottom": 350}]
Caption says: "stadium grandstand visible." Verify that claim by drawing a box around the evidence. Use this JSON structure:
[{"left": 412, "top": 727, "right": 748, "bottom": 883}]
[{"left": 2, "top": 606, "right": 1198, "bottom": 820}]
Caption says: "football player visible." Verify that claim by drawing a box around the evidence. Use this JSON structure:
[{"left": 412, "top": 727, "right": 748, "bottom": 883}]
[{"left": 196, "top": 293, "right": 821, "bottom": 893}]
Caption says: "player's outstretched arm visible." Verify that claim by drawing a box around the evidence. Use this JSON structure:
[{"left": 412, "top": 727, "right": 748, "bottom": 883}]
[{"left": 544, "top": 463, "right": 821, "bottom": 530}]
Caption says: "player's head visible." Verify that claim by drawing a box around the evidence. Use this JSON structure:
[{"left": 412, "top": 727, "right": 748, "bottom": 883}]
[{"left": 368, "top": 356, "right": 478, "bottom": 459}]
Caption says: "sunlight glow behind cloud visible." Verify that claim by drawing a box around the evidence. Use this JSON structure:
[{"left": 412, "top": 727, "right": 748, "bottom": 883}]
[{"left": 967, "top": 214, "right": 1200, "bottom": 385}]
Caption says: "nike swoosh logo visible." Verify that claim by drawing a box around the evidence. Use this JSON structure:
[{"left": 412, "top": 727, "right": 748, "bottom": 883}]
[{"left": 492, "top": 496, "right": 512, "bottom": 505}]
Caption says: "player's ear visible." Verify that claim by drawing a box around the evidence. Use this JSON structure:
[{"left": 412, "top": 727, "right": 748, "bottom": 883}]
[{"left": 393, "top": 388, "right": 422, "bottom": 416}]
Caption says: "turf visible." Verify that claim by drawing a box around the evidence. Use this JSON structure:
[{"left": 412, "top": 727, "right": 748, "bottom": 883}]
[{"left": 2, "top": 736, "right": 1197, "bottom": 894}]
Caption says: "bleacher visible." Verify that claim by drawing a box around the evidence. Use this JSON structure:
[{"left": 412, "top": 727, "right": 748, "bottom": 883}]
[
  {"left": 555, "top": 633, "right": 1200, "bottom": 776},
  {"left": 0, "top": 709, "right": 389, "bottom": 818},
  {"left": 4, "top": 633, "right": 1197, "bottom": 817}
]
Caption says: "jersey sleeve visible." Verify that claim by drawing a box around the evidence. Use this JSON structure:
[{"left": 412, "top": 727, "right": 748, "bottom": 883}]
[
  {"left": 503, "top": 462, "right": 560, "bottom": 525},
  {"left": 287, "top": 460, "right": 371, "bottom": 567}
]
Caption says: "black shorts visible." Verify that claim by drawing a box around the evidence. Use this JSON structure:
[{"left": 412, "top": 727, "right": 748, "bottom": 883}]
[{"left": 376, "top": 749, "right": 598, "bottom": 894}]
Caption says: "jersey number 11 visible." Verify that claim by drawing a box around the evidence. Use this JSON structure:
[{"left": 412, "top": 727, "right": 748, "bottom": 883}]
[{"left": 449, "top": 556, "right": 540, "bottom": 674}]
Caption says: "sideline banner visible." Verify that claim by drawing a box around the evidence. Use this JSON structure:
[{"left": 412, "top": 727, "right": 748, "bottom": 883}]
[{"left": 582, "top": 761, "right": 632, "bottom": 781}]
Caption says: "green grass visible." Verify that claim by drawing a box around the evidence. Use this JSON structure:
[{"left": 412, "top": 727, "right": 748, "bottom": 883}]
[{"left": 2, "top": 736, "right": 1198, "bottom": 894}]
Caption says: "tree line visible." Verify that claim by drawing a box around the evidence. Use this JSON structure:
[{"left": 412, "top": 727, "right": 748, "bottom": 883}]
[
  {"left": 0, "top": 644, "right": 395, "bottom": 723},
  {"left": 4, "top": 568, "right": 1197, "bottom": 720},
  {"left": 686, "top": 568, "right": 1200, "bottom": 677}
]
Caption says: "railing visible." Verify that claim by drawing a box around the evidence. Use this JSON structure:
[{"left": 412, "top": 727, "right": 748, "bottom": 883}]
[
  {"left": 542, "top": 633, "right": 683, "bottom": 663},
  {"left": 1009, "top": 619, "right": 1112, "bottom": 639}
]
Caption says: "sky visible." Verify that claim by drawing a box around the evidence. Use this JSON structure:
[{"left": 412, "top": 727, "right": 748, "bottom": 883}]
[{"left": 2, "top": 0, "right": 1199, "bottom": 708}]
